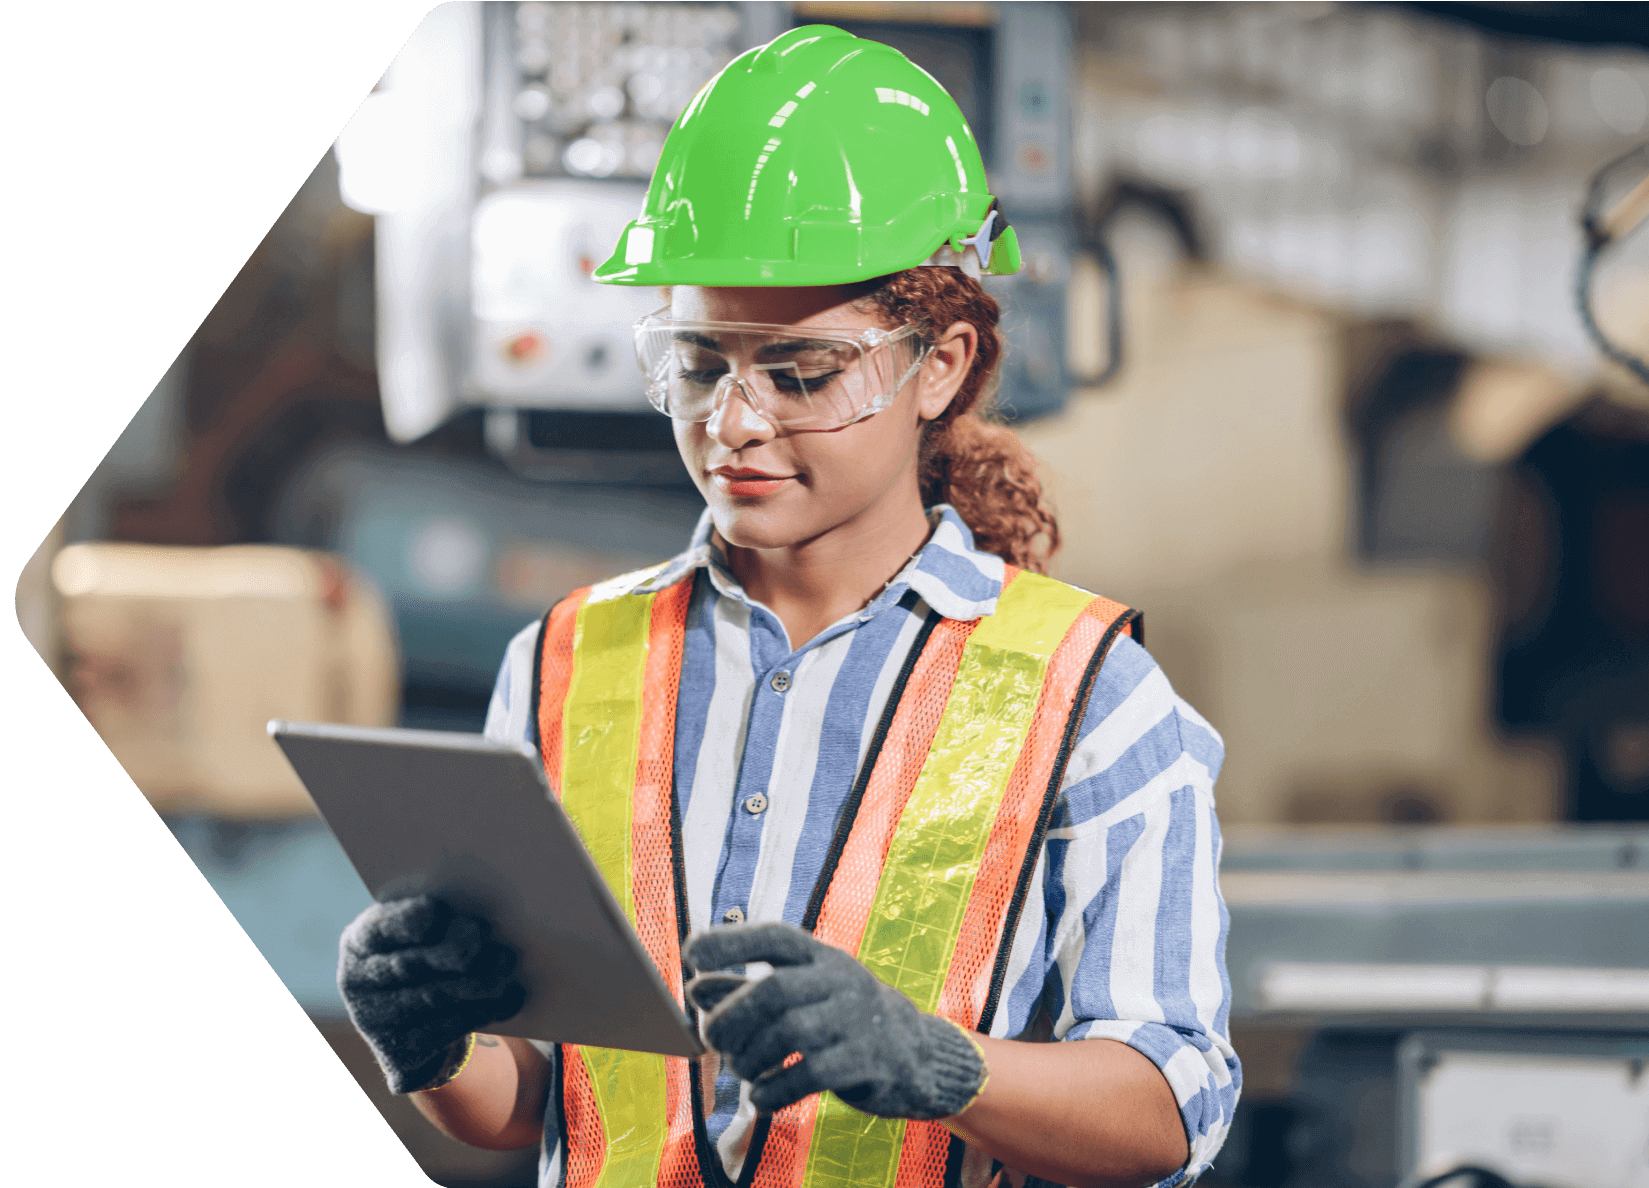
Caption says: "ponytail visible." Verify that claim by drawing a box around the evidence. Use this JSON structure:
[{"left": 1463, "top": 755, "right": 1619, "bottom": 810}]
[{"left": 856, "top": 269, "right": 1061, "bottom": 572}]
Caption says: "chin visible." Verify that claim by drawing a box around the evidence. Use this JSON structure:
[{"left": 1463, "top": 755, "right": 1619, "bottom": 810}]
[{"left": 709, "top": 499, "right": 825, "bottom": 552}]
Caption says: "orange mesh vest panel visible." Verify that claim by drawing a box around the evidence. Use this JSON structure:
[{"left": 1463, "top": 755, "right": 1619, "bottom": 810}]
[{"left": 532, "top": 565, "right": 1139, "bottom": 1188}]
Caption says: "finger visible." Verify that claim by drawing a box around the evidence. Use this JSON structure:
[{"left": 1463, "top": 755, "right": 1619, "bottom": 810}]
[
  {"left": 342, "top": 937, "right": 516, "bottom": 992},
  {"left": 684, "top": 922, "right": 822, "bottom": 972},
  {"left": 347, "top": 941, "right": 520, "bottom": 1000},
  {"left": 749, "top": 1043, "right": 866, "bottom": 1115},
  {"left": 725, "top": 1002, "right": 845, "bottom": 1083},
  {"left": 703, "top": 970, "right": 832, "bottom": 1053},
  {"left": 684, "top": 972, "right": 748, "bottom": 1014},
  {"left": 425, "top": 937, "right": 517, "bottom": 985},
  {"left": 343, "top": 895, "right": 454, "bottom": 956},
  {"left": 480, "top": 979, "right": 528, "bottom": 1028},
  {"left": 364, "top": 972, "right": 526, "bottom": 1024},
  {"left": 744, "top": 1044, "right": 858, "bottom": 1115},
  {"left": 342, "top": 947, "right": 439, "bottom": 993}
]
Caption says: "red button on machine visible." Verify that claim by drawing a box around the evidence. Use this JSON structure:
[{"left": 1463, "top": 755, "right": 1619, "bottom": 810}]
[{"left": 504, "top": 330, "right": 545, "bottom": 364}]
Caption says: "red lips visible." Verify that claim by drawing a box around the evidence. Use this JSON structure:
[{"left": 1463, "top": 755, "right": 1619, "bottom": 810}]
[{"left": 711, "top": 466, "right": 794, "bottom": 497}]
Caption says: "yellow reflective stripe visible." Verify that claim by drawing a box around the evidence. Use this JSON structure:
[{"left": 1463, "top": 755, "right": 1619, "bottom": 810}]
[
  {"left": 861, "top": 573, "right": 1093, "bottom": 1013},
  {"left": 967, "top": 573, "right": 1098, "bottom": 658},
  {"left": 579, "top": 1047, "right": 670, "bottom": 1188},
  {"left": 802, "top": 572, "right": 1094, "bottom": 1188},
  {"left": 563, "top": 592, "right": 654, "bottom": 919},
  {"left": 562, "top": 591, "right": 668, "bottom": 1188},
  {"left": 802, "top": 1104, "right": 904, "bottom": 1188}
]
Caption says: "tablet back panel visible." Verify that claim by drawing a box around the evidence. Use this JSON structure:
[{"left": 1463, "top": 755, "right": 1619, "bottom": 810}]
[{"left": 271, "top": 721, "right": 702, "bottom": 1057}]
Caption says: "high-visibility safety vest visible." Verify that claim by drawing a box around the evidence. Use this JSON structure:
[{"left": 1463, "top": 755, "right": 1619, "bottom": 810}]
[{"left": 531, "top": 563, "right": 1139, "bottom": 1188}]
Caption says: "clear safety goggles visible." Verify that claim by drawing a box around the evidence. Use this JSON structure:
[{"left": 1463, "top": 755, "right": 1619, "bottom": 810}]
[{"left": 631, "top": 308, "right": 931, "bottom": 431}]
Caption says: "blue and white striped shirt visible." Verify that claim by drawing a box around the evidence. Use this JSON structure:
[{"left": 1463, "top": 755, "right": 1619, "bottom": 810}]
[{"left": 485, "top": 506, "right": 1238, "bottom": 1188}]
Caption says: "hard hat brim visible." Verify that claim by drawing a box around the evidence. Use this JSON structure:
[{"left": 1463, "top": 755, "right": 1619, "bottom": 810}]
[{"left": 594, "top": 224, "right": 1021, "bottom": 286}]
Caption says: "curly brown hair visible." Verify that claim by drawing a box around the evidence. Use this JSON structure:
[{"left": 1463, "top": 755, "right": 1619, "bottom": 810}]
[{"left": 855, "top": 268, "right": 1061, "bottom": 572}]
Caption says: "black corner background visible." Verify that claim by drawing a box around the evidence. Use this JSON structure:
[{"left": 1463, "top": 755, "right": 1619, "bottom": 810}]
[{"left": 22, "top": 6, "right": 441, "bottom": 1181}]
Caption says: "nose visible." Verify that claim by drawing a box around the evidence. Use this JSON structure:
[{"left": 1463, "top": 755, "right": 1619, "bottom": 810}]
[{"left": 707, "top": 375, "right": 778, "bottom": 449}]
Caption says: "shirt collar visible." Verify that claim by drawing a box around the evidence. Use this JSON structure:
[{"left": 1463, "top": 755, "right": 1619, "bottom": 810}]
[{"left": 631, "top": 504, "right": 1005, "bottom": 622}]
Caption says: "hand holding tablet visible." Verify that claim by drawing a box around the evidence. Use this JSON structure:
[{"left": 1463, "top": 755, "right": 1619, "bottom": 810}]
[
  {"left": 338, "top": 893, "right": 527, "bottom": 1092},
  {"left": 270, "top": 721, "right": 704, "bottom": 1059}
]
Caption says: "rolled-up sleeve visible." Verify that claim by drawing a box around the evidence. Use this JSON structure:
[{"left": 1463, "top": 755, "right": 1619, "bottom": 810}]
[
  {"left": 483, "top": 620, "right": 545, "bottom": 746},
  {"left": 1040, "top": 635, "right": 1238, "bottom": 1186}
]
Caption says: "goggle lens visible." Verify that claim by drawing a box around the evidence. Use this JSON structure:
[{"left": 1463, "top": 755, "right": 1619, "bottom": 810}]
[{"left": 632, "top": 313, "right": 927, "bottom": 430}]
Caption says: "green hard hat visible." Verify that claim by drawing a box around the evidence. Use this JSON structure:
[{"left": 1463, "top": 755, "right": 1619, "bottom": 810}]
[{"left": 593, "top": 24, "right": 1021, "bottom": 287}]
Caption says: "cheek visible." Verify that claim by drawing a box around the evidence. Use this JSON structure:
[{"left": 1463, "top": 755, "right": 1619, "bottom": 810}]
[
  {"left": 673, "top": 419, "right": 703, "bottom": 464},
  {"left": 673, "top": 421, "right": 711, "bottom": 488},
  {"left": 804, "top": 407, "right": 921, "bottom": 496}
]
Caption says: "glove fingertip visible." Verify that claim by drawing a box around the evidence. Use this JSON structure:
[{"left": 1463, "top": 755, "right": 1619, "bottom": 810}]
[
  {"left": 686, "top": 921, "right": 820, "bottom": 972},
  {"left": 749, "top": 1081, "right": 805, "bottom": 1117}
]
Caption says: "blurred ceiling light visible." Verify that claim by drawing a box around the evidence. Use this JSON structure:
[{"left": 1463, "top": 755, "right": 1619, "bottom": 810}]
[
  {"left": 513, "top": 84, "right": 551, "bottom": 122},
  {"left": 587, "top": 84, "right": 627, "bottom": 121},
  {"left": 1591, "top": 67, "right": 1648, "bottom": 135},
  {"left": 480, "top": 145, "right": 523, "bottom": 186},
  {"left": 563, "top": 138, "right": 604, "bottom": 175},
  {"left": 564, "top": 136, "right": 623, "bottom": 177},
  {"left": 1486, "top": 76, "right": 1550, "bottom": 147},
  {"left": 628, "top": 71, "right": 665, "bottom": 108}
]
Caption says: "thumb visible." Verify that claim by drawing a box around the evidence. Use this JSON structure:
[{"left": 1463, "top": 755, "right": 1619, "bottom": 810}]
[{"left": 684, "top": 921, "right": 822, "bottom": 972}]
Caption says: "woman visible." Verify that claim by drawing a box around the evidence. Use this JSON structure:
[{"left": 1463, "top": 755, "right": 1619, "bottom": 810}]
[{"left": 338, "top": 26, "right": 1236, "bottom": 1188}]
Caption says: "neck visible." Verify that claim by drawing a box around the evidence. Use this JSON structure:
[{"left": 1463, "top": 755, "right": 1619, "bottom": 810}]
[{"left": 722, "top": 493, "right": 934, "bottom": 651}]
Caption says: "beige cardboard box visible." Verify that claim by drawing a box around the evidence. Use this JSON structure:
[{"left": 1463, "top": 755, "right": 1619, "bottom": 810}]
[{"left": 53, "top": 544, "right": 399, "bottom": 818}]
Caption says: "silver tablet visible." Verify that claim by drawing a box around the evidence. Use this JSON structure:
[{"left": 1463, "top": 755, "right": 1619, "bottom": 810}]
[{"left": 269, "top": 720, "right": 703, "bottom": 1058}]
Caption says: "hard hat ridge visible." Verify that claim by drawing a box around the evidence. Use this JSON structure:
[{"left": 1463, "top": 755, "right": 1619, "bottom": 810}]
[{"left": 744, "top": 24, "right": 856, "bottom": 74}]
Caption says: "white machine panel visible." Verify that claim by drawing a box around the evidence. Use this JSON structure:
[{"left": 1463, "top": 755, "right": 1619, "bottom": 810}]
[
  {"left": 468, "top": 180, "right": 658, "bottom": 409},
  {"left": 1407, "top": 1044, "right": 1649, "bottom": 1188}
]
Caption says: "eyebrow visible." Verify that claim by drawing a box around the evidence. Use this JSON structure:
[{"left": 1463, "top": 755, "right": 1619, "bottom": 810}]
[
  {"left": 754, "top": 337, "right": 840, "bottom": 358},
  {"left": 672, "top": 331, "right": 723, "bottom": 351}
]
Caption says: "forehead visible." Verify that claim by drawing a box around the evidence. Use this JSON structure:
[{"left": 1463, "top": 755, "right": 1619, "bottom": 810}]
[{"left": 669, "top": 285, "right": 884, "bottom": 331}]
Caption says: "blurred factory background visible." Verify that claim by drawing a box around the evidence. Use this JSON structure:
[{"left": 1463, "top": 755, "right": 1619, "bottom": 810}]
[{"left": 13, "top": 3, "right": 1649, "bottom": 1186}]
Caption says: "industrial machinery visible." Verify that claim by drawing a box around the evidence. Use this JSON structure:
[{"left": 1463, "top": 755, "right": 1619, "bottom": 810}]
[{"left": 1217, "top": 826, "right": 1649, "bottom": 1188}]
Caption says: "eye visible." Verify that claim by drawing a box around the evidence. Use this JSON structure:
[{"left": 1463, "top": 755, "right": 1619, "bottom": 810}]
[
  {"left": 771, "top": 368, "right": 843, "bottom": 395},
  {"left": 673, "top": 353, "right": 728, "bottom": 388}
]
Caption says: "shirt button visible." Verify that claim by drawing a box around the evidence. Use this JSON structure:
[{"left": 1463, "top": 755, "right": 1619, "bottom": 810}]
[
  {"left": 723, "top": 906, "right": 746, "bottom": 925},
  {"left": 744, "top": 793, "right": 769, "bottom": 815},
  {"left": 770, "top": 670, "right": 791, "bottom": 693}
]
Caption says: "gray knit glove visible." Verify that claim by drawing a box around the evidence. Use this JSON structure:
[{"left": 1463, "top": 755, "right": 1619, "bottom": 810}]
[
  {"left": 338, "top": 895, "right": 526, "bottom": 1094},
  {"left": 683, "top": 922, "right": 987, "bottom": 1120}
]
